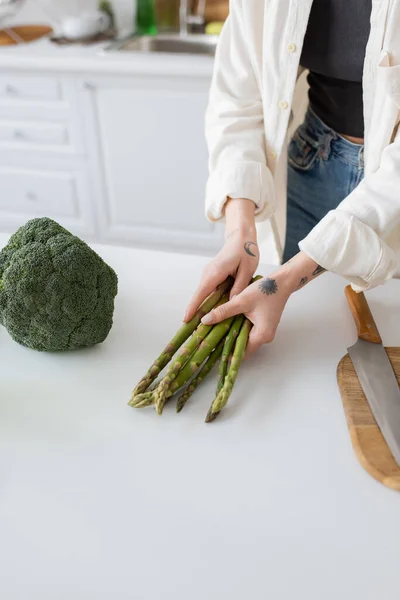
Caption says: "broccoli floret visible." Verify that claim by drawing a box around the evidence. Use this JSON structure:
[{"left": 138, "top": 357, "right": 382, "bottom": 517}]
[{"left": 0, "top": 218, "right": 118, "bottom": 352}]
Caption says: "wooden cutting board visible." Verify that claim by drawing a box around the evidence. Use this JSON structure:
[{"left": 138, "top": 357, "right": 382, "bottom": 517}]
[
  {"left": 337, "top": 347, "right": 400, "bottom": 491},
  {"left": 0, "top": 25, "right": 52, "bottom": 45}
]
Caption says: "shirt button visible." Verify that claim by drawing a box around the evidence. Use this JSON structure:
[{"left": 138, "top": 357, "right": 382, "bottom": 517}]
[
  {"left": 279, "top": 100, "right": 288, "bottom": 110},
  {"left": 271, "top": 151, "right": 277, "bottom": 160},
  {"left": 287, "top": 43, "right": 297, "bottom": 53}
]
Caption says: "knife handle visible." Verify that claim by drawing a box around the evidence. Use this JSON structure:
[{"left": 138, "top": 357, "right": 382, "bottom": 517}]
[{"left": 345, "top": 285, "right": 382, "bottom": 344}]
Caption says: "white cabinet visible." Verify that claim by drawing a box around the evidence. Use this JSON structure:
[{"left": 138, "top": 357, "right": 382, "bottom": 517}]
[
  {"left": 0, "top": 73, "right": 94, "bottom": 237},
  {"left": 82, "top": 77, "right": 223, "bottom": 255},
  {"left": 0, "top": 65, "right": 223, "bottom": 256}
]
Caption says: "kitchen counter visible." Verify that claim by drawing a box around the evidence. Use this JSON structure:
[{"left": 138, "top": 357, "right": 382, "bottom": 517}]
[
  {"left": 0, "top": 36, "right": 214, "bottom": 77},
  {"left": 0, "top": 238, "right": 400, "bottom": 600}
]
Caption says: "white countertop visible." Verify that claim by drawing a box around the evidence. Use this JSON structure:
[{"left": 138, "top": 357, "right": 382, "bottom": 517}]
[
  {"left": 1, "top": 237, "right": 400, "bottom": 600},
  {"left": 0, "top": 36, "right": 214, "bottom": 77}
]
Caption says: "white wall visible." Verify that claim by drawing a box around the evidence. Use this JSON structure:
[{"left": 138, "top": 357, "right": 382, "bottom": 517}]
[{"left": 9, "top": 0, "right": 136, "bottom": 34}]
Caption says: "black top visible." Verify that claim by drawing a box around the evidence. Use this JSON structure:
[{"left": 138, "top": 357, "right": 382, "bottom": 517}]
[{"left": 300, "top": 0, "right": 372, "bottom": 138}]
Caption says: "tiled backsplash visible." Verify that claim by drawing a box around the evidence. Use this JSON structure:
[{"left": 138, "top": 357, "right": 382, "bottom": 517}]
[{"left": 9, "top": 0, "right": 136, "bottom": 34}]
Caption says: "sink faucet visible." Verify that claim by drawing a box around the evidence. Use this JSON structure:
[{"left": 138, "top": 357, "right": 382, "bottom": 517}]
[{"left": 179, "top": 0, "right": 205, "bottom": 36}]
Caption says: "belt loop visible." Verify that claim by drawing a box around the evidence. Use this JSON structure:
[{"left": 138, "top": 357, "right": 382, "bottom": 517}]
[{"left": 318, "top": 131, "right": 336, "bottom": 161}]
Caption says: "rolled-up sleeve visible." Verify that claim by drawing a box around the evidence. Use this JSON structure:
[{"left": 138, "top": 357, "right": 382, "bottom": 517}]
[
  {"left": 300, "top": 133, "right": 400, "bottom": 291},
  {"left": 205, "top": 0, "right": 274, "bottom": 222}
]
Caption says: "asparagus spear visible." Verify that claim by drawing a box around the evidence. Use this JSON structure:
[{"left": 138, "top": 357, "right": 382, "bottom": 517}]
[
  {"left": 175, "top": 316, "right": 233, "bottom": 383},
  {"left": 156, "top": 314, "right": 234, "bottom": 415},
  {"left": 213, "top": 276, "right": 261, "bottom": 399},
  {"left": 130, "top": 341, "right": 205, "bottom": 408},
  {"left": 129, "top": 347, "right": 207, "bottom": 409},
  {"left": 176, "top": 338, "right": 225, "bottom": 413},
  {"left": 154, "top": 297, "right": 230, "bottom": 415},
  {"left": 205, "top": 317, "right": 252, "bottom": 423},
  {"left": 216, "top": 314, "right": 245, "bottom": 395},
  {"left": 130, "top": 342, "right": 213, "bottom": 410},
  {"left": 132, "top": 277, "right": 233, "bottom": 396},
  {"left": 130, "top": 337, "right": 223, "bottom": 410}
]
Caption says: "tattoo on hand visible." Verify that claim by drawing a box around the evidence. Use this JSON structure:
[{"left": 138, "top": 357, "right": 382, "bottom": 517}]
[
  {"left": 244, "top": 241, "right": 258, "bottom": 257},
  {"left": 297, "top": 276, "right": 308, "bottom": 288},
  {"left": 312, "top": 265, "right": 326, "bottom": 276},
  {"left": 259, "top": 277, "right": 278, "bottom": 296}
]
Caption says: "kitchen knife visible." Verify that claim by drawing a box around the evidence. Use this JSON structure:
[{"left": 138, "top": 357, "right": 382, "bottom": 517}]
[{"left": 345, "top": 285, "right": 400, "bottom": 467}]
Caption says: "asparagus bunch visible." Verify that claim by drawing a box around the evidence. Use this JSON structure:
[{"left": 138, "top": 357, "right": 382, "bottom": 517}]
[
  {"left": 130, "top": 276, "right": 259, "bottom": 422},
  {"left": 132, "top": 277, "right": 233, "bottom": 396}
]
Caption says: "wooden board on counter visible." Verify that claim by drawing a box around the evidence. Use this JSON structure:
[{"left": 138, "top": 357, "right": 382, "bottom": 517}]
[
  {"left": 337, "top": 347, "right": 400, "bottom": 491},
  {"left": 0, "top": 25, "right": 52, "bottom": 46}
]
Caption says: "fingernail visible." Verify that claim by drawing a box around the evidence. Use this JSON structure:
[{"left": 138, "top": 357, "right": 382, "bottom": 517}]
[
  {"left": 201, "top": 314, "right": 213, "bottom": 325},
  {"left": 183, "top": 311, "right": 189, "bottom": 322}
]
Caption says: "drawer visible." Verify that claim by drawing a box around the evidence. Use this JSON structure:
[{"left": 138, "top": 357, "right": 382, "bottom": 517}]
[
  {"left": 0, "top": 167, "right": 78, "bottom": 218},
  {"left": 0, "top": 75, "right": 62, "bottom": 102},
  {"left": 0, "top": 121, "right": 69, "bottom": 147}
]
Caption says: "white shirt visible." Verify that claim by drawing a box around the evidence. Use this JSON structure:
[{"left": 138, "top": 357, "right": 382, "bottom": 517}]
[{"left": 205, "top": 0, "right": 400, "bottom": 291}]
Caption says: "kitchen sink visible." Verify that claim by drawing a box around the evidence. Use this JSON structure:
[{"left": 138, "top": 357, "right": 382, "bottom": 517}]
[{"left": 105, "top": 34, "right": 218, "bottom": 56}]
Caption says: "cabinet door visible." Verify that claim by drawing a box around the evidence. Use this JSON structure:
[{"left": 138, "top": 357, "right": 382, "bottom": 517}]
[
  {"left": 84, "top": 78, "right": 223, "bottom": 255},
  {"left": 0, "top": 165, "right": 94, "bottom": 238}
]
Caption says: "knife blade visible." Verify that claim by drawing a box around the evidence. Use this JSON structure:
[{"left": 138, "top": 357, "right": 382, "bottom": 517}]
[{"left": 345, "top": 285, "right": 400, "bottom": 467}]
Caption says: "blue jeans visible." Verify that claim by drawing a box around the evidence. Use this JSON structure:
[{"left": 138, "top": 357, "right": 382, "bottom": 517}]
[{"left": 283, "top": 108, "right": 365, "bottom": 263}]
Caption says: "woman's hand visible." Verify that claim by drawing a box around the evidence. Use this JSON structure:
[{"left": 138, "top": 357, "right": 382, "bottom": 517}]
[
  {"left": 201, "top": 272, "right": 291, "bottom": 356},
  {"left": 184, "top": 198, "right": 259, "bottom": 322},
  {"left": 200, "top": 252, "right": 326, "bottom": 357}
]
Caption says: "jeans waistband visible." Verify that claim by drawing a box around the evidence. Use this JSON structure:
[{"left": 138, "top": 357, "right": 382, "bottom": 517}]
[{"left": 304, "top": 107, "right": 364, "bottom": 169}]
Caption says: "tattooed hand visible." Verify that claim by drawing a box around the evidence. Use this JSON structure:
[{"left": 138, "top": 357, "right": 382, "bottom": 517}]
[
  {"left": 200, "top": 274, "right": 289, "bottom": 356},
  {"left": 200, "top": 251, "right": 327, "bottom": 356},
  {"left": 184, "top": 198, "right": 259, "bottom": 322}
]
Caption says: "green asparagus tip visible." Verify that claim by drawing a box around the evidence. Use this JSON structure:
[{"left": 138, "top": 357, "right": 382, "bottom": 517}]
[
  {"left": 128, "top": 396, "right": 140, "bottom": 407},
  {"left": 128, "top": 401, "right": 140, "bottom": 409},
  {"left": 128, "top": 391, "right": 155, "bottom": 409},
  {"left": 205, "top": 408, "right": 220, "bottom": 423}
]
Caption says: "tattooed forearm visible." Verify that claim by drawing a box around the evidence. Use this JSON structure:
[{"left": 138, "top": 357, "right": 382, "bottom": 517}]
[
  {"left": 297, "top": 276, "right": 308, "bottom": 288},
  {"left": 259, "top": 277, "right": 278, "bottom": 296},
  {"left": 244, "top": 241, "right": 258, "bottom": 257},
  {"left": 312, "top": 265, "right": 326, "bottom": 277}
]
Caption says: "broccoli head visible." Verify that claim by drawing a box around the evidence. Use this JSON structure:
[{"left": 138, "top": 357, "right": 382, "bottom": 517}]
[{"left": 0, "top": 218, "right": 118, "bottom": 352}]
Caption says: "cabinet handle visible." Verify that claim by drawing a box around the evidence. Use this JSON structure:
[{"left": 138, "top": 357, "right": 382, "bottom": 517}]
[
  {"left": 5, "top": 84, "right": 18, "bottom": 96},
  {"left": 14, "top": 129, "right": 26, "bottom": 140},
  {"left": 26, "top": 191, "right": 38, "bottom": 202},
  {"left": 83, "top": 81, "right": 95, "bottom": 91}
]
